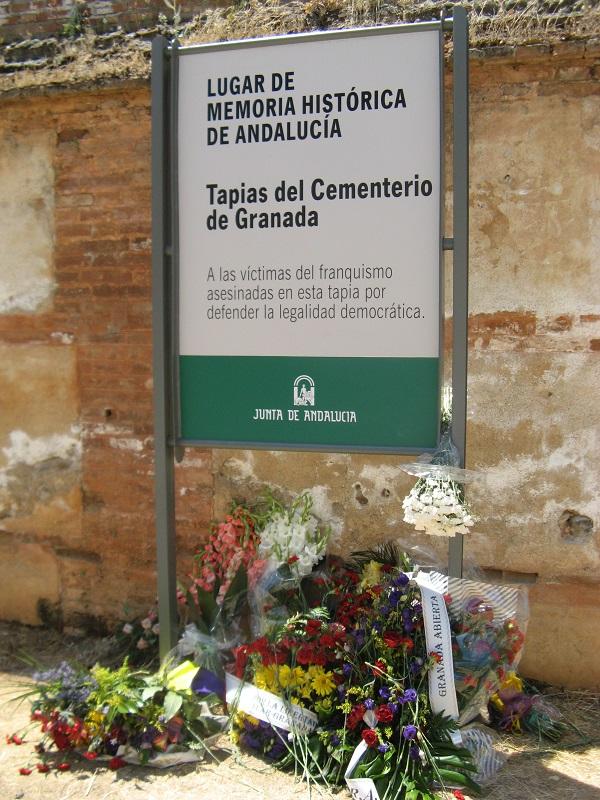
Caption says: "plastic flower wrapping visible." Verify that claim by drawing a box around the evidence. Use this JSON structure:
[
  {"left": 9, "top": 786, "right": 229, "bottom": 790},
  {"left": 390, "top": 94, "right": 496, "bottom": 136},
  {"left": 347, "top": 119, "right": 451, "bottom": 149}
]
[{"left": 400, "top": 414, "right": 479, "bottom": 538}]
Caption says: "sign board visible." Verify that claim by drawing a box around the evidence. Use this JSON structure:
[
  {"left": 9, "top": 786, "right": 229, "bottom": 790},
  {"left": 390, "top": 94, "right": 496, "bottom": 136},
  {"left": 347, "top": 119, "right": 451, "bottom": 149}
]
[
  {"left": 152, "top": 13, "right": 469, "bottom": 654},
  {"left": 175, "top": 27, "right": 443, "bottom": 451}
]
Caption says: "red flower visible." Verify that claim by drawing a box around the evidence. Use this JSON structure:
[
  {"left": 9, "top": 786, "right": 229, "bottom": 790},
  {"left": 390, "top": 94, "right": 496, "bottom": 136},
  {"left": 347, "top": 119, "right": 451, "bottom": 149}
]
[
  {"left": 108, "top": 757, "right": 127, "bottom": 770},
  {"left": 452, "top": 791, "right": 466, "bottom": 800},
  {"left": 382, "top": 631, "right": 405, "bottom": 648},
  {"left": 346, "top": 703, "right": 366, "bottom": 730},
  {"left": 19, "top": 767, "right": 32, "bottom": 775},
  {"left": 57, "top": 762, "right": 71, "bottom": 771},
  {"left": 305, "top": 619, "right": 322, "bottom": 636},
  {"left": 319, "top": 633, "right": 336, "bottom": 649},
  {"left": 287, "top": 555, "right": 299, "bottom": 564},
  {"left": 296, "top": 644, "right": 315, "bottom": 665},
  {"left": 81, "top": 751, "right": 98, "bottom": 760},
  {"left": 51, "top": 731, "right": 70, "bottom": 750},
  {"left": 371, "top": 659, "right": 387, "bottom": 676},
  {"left": 429, "top": 651, "right": 442, "bottom": 664},
  {"left": 234, "top": 644, "right": 250, "bottom": 678},
  {"left": 361, "top": 728, "right": 378, "bottom": 748},
  {"left": 36, "top": 763, "right": 50, "bottom": 773},
  {"left": 375, "top": 704, "right": 395, "bottom": 723}
]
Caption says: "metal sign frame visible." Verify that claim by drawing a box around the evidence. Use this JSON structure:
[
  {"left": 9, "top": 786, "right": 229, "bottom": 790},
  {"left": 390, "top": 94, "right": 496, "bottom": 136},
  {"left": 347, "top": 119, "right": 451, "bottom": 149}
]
[{"left": 152, "top": 10, "right": 469, "bottom": 656}]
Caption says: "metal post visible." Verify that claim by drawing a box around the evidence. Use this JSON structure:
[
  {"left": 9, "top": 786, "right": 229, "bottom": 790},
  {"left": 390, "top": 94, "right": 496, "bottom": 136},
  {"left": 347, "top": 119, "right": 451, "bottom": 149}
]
[
  {"left": 152, "top": 36, "right": 179, "bottom": 658},
  {"left": 448, "top": 8, "right": 469, "bottom": 578}
]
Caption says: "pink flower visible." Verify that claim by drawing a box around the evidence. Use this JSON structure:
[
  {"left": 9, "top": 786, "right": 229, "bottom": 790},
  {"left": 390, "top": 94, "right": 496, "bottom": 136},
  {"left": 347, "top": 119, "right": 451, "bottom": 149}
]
[{"left": 136, "top": 638, "right": 149, "bottom": 650}]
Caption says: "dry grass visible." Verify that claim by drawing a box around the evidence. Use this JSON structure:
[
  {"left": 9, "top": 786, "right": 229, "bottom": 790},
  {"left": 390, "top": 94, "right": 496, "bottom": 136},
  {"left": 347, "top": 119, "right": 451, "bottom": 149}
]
[{"left": 1, "top": 1, "right": 599, "bottom": 95}]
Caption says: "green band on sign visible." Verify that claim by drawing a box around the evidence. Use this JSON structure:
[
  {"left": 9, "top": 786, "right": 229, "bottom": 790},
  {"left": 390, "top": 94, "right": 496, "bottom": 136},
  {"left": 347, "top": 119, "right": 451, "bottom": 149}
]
[{"left": 179, "top": 355, "right": 439, "bottom": 449}]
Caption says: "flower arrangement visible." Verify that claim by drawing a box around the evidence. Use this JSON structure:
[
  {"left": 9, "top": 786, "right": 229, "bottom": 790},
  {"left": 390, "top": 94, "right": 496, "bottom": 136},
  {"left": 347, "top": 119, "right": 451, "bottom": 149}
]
[
  {"left": 230, "top": 550, "right": 482, "bottom": 800},
  {"left": 190, "top": 503, "right": 261, "bottom": 602},
  {"left": 489, "top": 672, "right": 568, "bottom": 741},
  {"left": 15, "top": 658, "right": 226, "bottom": 773},
  {"left": 450, "top": 595, "right": 526, "bottom": 724},
  {"left": 256, "top": 491, "right": 330, "bottom": 579},
  {"left": 402, "top": 475, "right": 475, "bottom": 537}
]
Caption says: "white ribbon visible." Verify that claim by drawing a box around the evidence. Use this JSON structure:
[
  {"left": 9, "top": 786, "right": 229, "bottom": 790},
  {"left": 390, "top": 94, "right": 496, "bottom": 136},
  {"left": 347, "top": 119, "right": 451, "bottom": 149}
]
[
  {"left": 344, "top": 709, "right": 381, "bottom": 800},
  {"left": 225, "top": 673, "right": 318, "bottom": 736}
]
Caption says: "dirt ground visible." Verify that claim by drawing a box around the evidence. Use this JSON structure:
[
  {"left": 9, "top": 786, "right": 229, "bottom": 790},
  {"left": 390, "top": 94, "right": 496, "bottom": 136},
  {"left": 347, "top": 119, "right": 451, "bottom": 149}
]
[{"left": 0, "top": 622, "right": 598, "bottom": 800}]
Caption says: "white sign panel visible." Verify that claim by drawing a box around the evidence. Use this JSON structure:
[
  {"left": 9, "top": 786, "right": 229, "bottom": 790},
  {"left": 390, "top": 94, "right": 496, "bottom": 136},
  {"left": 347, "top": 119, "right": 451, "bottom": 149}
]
[{"left": 176, "top": 28, "right": 442, "bottom": 449}]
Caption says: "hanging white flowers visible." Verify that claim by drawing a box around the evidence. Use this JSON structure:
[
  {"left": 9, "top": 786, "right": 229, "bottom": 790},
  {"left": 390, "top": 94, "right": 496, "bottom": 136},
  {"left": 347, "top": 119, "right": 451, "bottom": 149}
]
[{"left": 402, "top": 475, "right": 476, "bottom": 537}]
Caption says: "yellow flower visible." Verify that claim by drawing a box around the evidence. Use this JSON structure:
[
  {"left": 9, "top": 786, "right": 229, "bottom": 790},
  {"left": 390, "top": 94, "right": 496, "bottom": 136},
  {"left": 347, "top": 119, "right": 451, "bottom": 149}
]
[
  {"left": 311, "top": 670, "right": 336, "bottom": 697},
  {"left": 254, "top": 665, "right": 277, "bottom": 692},
  {"left": 502, "top": 672, "right": 524, "bottom": 693},
  {"left": 490, "top": 693, "right": 505, "bottom": 712},
  {"left": 360, "top": 560, "right": 382, "bottom": 589},
  {"left": 290, "top": 666, "right": 307, "bottom": 689},
  {"left": 307, "top": 665, "right": 325, "bottom": 680},
  {"left": 277, "top": 664, "right": 293, "bottom": 689}
]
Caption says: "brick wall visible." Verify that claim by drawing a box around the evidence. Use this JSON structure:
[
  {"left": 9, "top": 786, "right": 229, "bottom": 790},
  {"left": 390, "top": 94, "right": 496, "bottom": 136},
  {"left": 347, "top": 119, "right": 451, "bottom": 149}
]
[
  {"left": 0, "top": 1, "right": 220, "bottom": 42},
  {"left": 0, "top": 85, "right": 213, "bottom": 629},
  {"left": 0, "top": 38, "right": 599, "bottom": 685}
]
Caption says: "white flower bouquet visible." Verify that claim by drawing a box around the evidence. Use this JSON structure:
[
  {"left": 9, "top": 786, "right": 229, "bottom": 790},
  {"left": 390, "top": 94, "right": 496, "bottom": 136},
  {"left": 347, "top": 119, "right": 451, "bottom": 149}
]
[
  {"left": 258, "top": 492, "right": 329, "bottom": 578},
  {"left": 402, "top": 474, "right": 476, "bottom": 537}
]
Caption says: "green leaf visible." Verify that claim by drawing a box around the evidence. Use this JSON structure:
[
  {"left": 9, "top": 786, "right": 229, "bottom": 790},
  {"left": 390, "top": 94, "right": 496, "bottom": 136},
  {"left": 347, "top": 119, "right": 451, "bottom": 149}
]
[
  {"left": 194, "top": 587, "right": 219, "bottom": 629},
  {"left": 141, "top": 686, "right": 161, "bottom": 701},
  {"left": 222, "top": 565, "right": 247, "bottom": 614},
  {"left": 163, "top": 690, "right": 183, "bottom": 721}
]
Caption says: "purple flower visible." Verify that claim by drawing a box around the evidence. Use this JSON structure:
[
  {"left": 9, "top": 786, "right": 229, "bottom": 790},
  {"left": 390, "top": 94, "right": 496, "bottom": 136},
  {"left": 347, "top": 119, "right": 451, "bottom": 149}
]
[
  {"left": 378, "top": 686, "right": 391, "bottom": 700},
  {"left": 372, "top": 621, "right": 382, "bottom": 633},
  {"left": 266, "top": 740, "right": 286, "bottom": 760},
  {"left": 409, "top": 744, "right": 421, "bottom": 760},
  {"left": 394, "top": 573, "right": 410, "bottom": 587},
  {"left": 343, "top": 663, "right": 353, "bottom": 677},
  {"left": 403, "top": 689, "right": 417, "bottom": 703},
  {"left": 410, "top": 658, "right": 424, "bottom": 674},
  {"left": 377, "top": 743, "right": 390, "bottom": 753},
  {"left": 242, "top": 733, "right": 260, "bottom": 751},
  {"left": 403, "top": 725, "right": 418, "bottom": 740},
  {"left": 364, "top": 698, "right": 375, "bottom": 710},
  {"left": 192, "top": 668, "right": 225, "bottom": 699},
  {"left": 388, "top": 702, "right": 398, "bottom": 714},
  {"left": 331, "top": 734, "right": 341, "bottom": 746}
]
